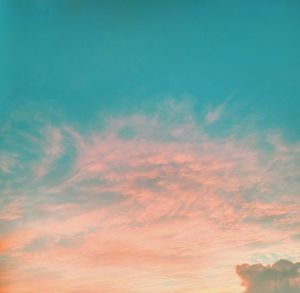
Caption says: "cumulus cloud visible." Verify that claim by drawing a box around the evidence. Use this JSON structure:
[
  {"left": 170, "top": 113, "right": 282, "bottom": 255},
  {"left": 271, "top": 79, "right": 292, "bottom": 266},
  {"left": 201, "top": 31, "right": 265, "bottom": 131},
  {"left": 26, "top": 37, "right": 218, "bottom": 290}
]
[{"left": 236, "top": 259, "right": 300, "bottom": 293}]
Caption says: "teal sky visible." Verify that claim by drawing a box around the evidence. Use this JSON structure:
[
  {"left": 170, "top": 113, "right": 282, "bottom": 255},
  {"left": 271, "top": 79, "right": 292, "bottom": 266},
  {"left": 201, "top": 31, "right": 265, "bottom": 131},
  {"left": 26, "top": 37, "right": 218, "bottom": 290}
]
[{"left": 1, "top": 0, "right": 300, "bottom": 138}]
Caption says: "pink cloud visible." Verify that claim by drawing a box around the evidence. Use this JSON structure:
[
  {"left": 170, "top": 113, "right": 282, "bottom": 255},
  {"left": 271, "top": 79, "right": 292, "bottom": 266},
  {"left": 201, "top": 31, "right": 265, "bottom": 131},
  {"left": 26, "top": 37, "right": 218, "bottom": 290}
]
[
  {"left": 0, "top": 198, "right": 23, "bottom": 221},
  {"left": 1, "top": 106, "right": 299, "bottom": 292}
]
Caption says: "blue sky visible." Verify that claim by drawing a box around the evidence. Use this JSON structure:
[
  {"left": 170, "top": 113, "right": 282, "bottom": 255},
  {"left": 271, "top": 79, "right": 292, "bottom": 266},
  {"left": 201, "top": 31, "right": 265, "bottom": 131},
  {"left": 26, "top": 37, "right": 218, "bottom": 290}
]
[{"left": 1, "top": 0, "right": 300, "bottom": 137}]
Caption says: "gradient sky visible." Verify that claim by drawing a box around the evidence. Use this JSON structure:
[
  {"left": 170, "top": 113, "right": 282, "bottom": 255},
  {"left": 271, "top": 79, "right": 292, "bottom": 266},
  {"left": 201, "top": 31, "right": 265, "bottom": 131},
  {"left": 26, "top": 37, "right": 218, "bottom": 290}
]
[{"left": 1, "top": 1, "right": 300, "bottom": 292}]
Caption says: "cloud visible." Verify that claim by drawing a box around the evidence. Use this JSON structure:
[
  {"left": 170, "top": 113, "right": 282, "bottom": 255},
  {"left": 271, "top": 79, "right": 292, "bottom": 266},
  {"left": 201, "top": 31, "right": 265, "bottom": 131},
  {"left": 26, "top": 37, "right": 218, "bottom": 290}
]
[
  {"left": 32, "top": 127, "right": 64, "bottom": 178},
  {"left": 236, "top": 259, "right": 300, "bottom": 293},
  {"left": 1, "top": 100, "right": 300, "bottom": 292},
  {"left": 0, "top": 152, "right": 19, "bottom": 174},
  {"left": 0, "top": 198, "right": 23, "bottom": 221},
  {"left": 204, "top": 102, "right": 227, "bottom": 125},
  {"left": 204, "top": 92, "right": 237, "bottom": 125}
]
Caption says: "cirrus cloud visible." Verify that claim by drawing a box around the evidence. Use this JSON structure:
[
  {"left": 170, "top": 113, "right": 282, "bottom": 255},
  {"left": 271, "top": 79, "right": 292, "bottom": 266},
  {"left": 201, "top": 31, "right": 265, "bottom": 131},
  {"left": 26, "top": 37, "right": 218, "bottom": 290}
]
[{"left": 0, "top": 100, "right": 300, "bottom": 293}]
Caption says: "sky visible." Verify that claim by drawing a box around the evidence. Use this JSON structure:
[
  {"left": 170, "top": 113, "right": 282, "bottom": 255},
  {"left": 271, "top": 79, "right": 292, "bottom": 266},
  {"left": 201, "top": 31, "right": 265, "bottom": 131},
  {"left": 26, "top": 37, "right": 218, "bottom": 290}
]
[{"left": 0, "top": 1, "right": 300, "bottom": 292}]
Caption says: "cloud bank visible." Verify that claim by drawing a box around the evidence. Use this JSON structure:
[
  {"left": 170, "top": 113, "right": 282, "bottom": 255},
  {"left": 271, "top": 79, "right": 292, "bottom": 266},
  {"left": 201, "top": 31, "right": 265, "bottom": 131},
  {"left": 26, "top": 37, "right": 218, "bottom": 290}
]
[{"left": 236, "top": 259, "right": 300, "bottom": 293}]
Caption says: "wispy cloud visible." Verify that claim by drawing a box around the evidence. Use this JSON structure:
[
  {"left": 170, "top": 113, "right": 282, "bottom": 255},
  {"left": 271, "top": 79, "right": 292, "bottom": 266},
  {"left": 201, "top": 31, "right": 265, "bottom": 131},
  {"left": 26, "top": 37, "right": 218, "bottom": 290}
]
[
  {"left": 32, "top": 127, "right": 64, "bottom": 178},
  {"left": 204, "top": 102, "right": 226, "bottom": 125},
  {"left": 204, "top": 92, "right": 237, "bottom": 126},
  {"left": 0, "top": 152, "right": 19, "bottom": 174},
  {"left": 0, "top": 100, "right": 299, "bottom": 292},
  {"left": 0, "top": 198, "right": 23, "bottom": 221}
]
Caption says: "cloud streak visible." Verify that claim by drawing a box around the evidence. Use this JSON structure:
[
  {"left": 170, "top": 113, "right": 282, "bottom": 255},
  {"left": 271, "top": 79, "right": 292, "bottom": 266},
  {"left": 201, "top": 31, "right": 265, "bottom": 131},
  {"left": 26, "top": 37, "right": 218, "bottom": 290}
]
[{"left": 32, "top": 127, "right": 64, "bottom": 178}]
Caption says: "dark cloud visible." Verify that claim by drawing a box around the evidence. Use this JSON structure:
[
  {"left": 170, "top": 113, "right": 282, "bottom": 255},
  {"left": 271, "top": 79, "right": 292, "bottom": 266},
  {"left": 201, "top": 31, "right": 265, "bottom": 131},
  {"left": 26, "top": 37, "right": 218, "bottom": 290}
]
[{"left": 236, "top": 259, "right": 300, "bottom": 293}]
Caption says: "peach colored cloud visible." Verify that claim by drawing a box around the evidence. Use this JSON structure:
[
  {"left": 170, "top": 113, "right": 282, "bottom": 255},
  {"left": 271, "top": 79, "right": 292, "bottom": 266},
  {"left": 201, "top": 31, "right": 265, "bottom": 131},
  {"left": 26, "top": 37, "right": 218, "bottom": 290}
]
[
  {"left": 0, "top": 105, "right": 300, "bottom": 292},
  {"left": 0, "top": 198, "right": 23, "bottom": 221}
]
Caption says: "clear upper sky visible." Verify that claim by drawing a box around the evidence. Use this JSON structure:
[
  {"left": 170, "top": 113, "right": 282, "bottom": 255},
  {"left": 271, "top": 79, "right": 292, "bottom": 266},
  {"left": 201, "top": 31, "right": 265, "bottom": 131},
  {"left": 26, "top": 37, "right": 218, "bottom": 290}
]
[
  {"left": 1, "top": 1, "right": 300, "bottom": 293},
  {"left": 1, "top": 0, "right": 300, "bottom": 136}
]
